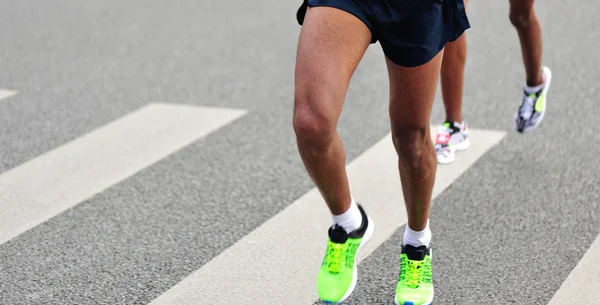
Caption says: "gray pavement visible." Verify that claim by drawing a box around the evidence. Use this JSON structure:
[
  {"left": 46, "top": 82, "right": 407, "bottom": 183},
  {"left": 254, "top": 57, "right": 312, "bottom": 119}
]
[{"left": 0, "top": 0, "right": 598, "bottom": 304}]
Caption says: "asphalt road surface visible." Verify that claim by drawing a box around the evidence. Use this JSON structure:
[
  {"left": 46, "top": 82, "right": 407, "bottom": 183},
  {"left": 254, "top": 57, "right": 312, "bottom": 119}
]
[{"left": 1, "top": 0, "right": 599, "bottom": 304}]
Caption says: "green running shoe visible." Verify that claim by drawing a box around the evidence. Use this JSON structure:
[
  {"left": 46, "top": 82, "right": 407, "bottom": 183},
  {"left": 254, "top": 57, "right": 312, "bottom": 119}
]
[
  {"left": 395, "top": 244, "right": 434, "bottom": 305},
  {"left": 316, "top": 204, "right": 374, "bottom": 304}
]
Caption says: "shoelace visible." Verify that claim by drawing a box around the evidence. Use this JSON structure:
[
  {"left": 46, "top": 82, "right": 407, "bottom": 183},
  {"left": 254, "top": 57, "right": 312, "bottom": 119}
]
[
  {"left": 398, "top": 258, "right": 426, "bottom": 288},
  {"left": 519, "top": 92, "right": 537, "bottom": 120},
  {"left": 421, "top": 259, "right": 432, "bottom": 284},
  {"left": 325, "top": 241, "right": 347, "bottom": 273}
]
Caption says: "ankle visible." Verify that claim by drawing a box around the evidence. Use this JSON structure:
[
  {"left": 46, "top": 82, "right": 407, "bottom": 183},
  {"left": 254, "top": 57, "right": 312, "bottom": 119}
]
[
  {"left": 526, "top": 71, "right": 544, "bottom": 88},
  {"left": 444, "top": 117, "right": 463, "bottom": 125},
  {"left": 403, "top": 219, "right": 432, "bottom": 247},
  {"left": 525, "top": 72, "right": 545, "bottom": 93},
  {"left": 331, "top": 197, "right": 362, "bottom": 234}
]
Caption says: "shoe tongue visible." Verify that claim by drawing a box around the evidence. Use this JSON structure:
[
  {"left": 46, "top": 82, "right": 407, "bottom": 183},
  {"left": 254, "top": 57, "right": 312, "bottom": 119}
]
[
  {"left": 329, "top": 225, "right": 349, "bottom": 244},
  {"left": 439, "top": 121, "right": 456, "bottom": 135},
  {"left": 446, "top": 120, "right": 463, "bottom": 130},
  {"left": 404, "top": 244, "right": 428, "bottom": 260}
]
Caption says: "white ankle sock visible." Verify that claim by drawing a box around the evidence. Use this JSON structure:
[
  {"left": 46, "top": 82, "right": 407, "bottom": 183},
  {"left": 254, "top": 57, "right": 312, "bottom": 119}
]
[
  {"left": 403, "top": 219, "right": 431, "bottom": 247},
  {"left": 331, "top": 198, "right": 362, "bottom": 234},
  {"left": 525, "top": 71, "right": 547, "bottom": 94}
]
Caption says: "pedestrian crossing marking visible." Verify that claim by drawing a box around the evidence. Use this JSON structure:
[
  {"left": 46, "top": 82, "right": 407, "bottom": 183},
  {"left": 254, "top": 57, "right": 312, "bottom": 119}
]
[
  {"left": 0, "top": 89, "right": 17, "bottom": 101},
  {"left": 0, "top": 102, "right": 247, "bottom": 246},
  {"left": 547, "top": 232, "right": 600, "bottom": 304}
]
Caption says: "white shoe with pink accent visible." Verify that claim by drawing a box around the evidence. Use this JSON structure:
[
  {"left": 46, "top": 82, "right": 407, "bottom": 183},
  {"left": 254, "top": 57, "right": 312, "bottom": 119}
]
[{"left": 434, "top": 121, "right": 470, "bottom": 165}]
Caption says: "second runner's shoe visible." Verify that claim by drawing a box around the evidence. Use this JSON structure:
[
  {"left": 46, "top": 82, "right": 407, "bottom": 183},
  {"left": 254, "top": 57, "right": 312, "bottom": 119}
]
[
  {"left": 434, "top": 121, "right": 470, "bottom": 165},
  {"left": 316, "top": 204, "right": 374, "bottom": 304}
]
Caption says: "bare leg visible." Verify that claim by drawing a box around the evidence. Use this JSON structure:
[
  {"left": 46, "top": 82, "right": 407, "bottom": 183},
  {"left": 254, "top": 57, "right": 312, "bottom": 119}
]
[
  {"left": 295, "top": 7, "right": 376, "bottom": 303},
  {"left": 387, "top": 50, "right": 445, "bottom": 232},
  {"left": 510, "top": 0, "right": 544, "bottom": 86},
  {"left": 440, "top": 0, "right": 469, "bottom": 123},
  {"left": 293, "top": 6, "right": 371, "bottom": 215}
]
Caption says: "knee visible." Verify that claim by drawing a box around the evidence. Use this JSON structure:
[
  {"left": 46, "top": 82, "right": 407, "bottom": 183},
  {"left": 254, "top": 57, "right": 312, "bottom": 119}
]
[
  {"left": 445, "top": 38, "right": 467, "bottom": 64},
  {"left": 391, "top": 125, "right": 431, "bottom": 165},
  {"left": 509, "top": 6, "right": 534, "bottom": 29},
  {"left": 293, "top": 93, "right": 336, "bottom": 147},
  {"left": 453, "top": 42, "right": 467, "bottom": 64}
]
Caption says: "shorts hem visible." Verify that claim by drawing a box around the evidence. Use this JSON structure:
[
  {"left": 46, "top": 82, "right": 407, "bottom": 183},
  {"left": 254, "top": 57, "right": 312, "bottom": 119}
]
[
  {"left": 383, "top": 45, "right": 445, "bottom": 68},
  {"left": 301, "top": 1, "right": 377, "bottom": 44}
]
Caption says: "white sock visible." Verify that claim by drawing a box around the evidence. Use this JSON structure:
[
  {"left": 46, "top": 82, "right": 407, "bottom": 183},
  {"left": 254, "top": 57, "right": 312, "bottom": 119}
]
[
  {"left": 331, "top": 197, "right": 362, "bottom": 234},
  {"left": 403, "top": 219, "right": 431, "bottom": 247},
  {"left": 524, "top": 71, "right": 547, "bottom": 94}
]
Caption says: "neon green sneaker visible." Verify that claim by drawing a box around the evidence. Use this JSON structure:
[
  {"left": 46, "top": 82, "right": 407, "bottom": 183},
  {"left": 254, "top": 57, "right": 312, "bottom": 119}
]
[
  {"left": 316, "top": 204, "right": 374, "bottom": 304},
  {"left": 394, "top": 244, "right": 434, "bottom": 305}
]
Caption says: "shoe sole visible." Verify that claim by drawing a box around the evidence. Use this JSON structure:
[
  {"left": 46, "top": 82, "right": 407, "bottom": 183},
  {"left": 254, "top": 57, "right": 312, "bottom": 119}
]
[
  {"left": 394, "top": 297, "right": 434, "bottom": 305},
  {"left": 516, "top": 66, "right": 552, "bottom": 133},
  {"left": 321, "top": 216, "right": 375, "bottom": 304},
  {"left": 395, "top": 300, "right": 433, "bottom": 305}
]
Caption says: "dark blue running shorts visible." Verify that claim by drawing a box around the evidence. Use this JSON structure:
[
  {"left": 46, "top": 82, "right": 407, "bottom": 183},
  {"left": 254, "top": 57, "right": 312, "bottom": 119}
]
[{"left": 296, "top": 0, "right": 470, "bottom": 67}]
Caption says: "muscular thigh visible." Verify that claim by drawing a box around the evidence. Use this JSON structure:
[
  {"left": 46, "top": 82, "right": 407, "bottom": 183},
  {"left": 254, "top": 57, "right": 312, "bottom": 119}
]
[
  {"left": 294, "top": 6, "right": 371, "bottom": 126},
  {"left": 387, "top": 51, "right": 444, "bottom": 129},
  {"left": 509, "top": 0, "right": 535, "bottom": 14},
  {"left": 509, "top": 0, "right": 535, "bottom": 8}
]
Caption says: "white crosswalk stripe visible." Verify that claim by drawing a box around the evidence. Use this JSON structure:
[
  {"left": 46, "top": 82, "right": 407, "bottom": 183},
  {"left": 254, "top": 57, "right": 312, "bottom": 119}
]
[
  {"left": 548, "top": 232, "right": 600, "bottom": 304},
  {"left": 0, "top": 103, "right": 247, "bottom": 245},
  {"left": 0, "top": 89, "right": 17, "bottom": 101}
]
